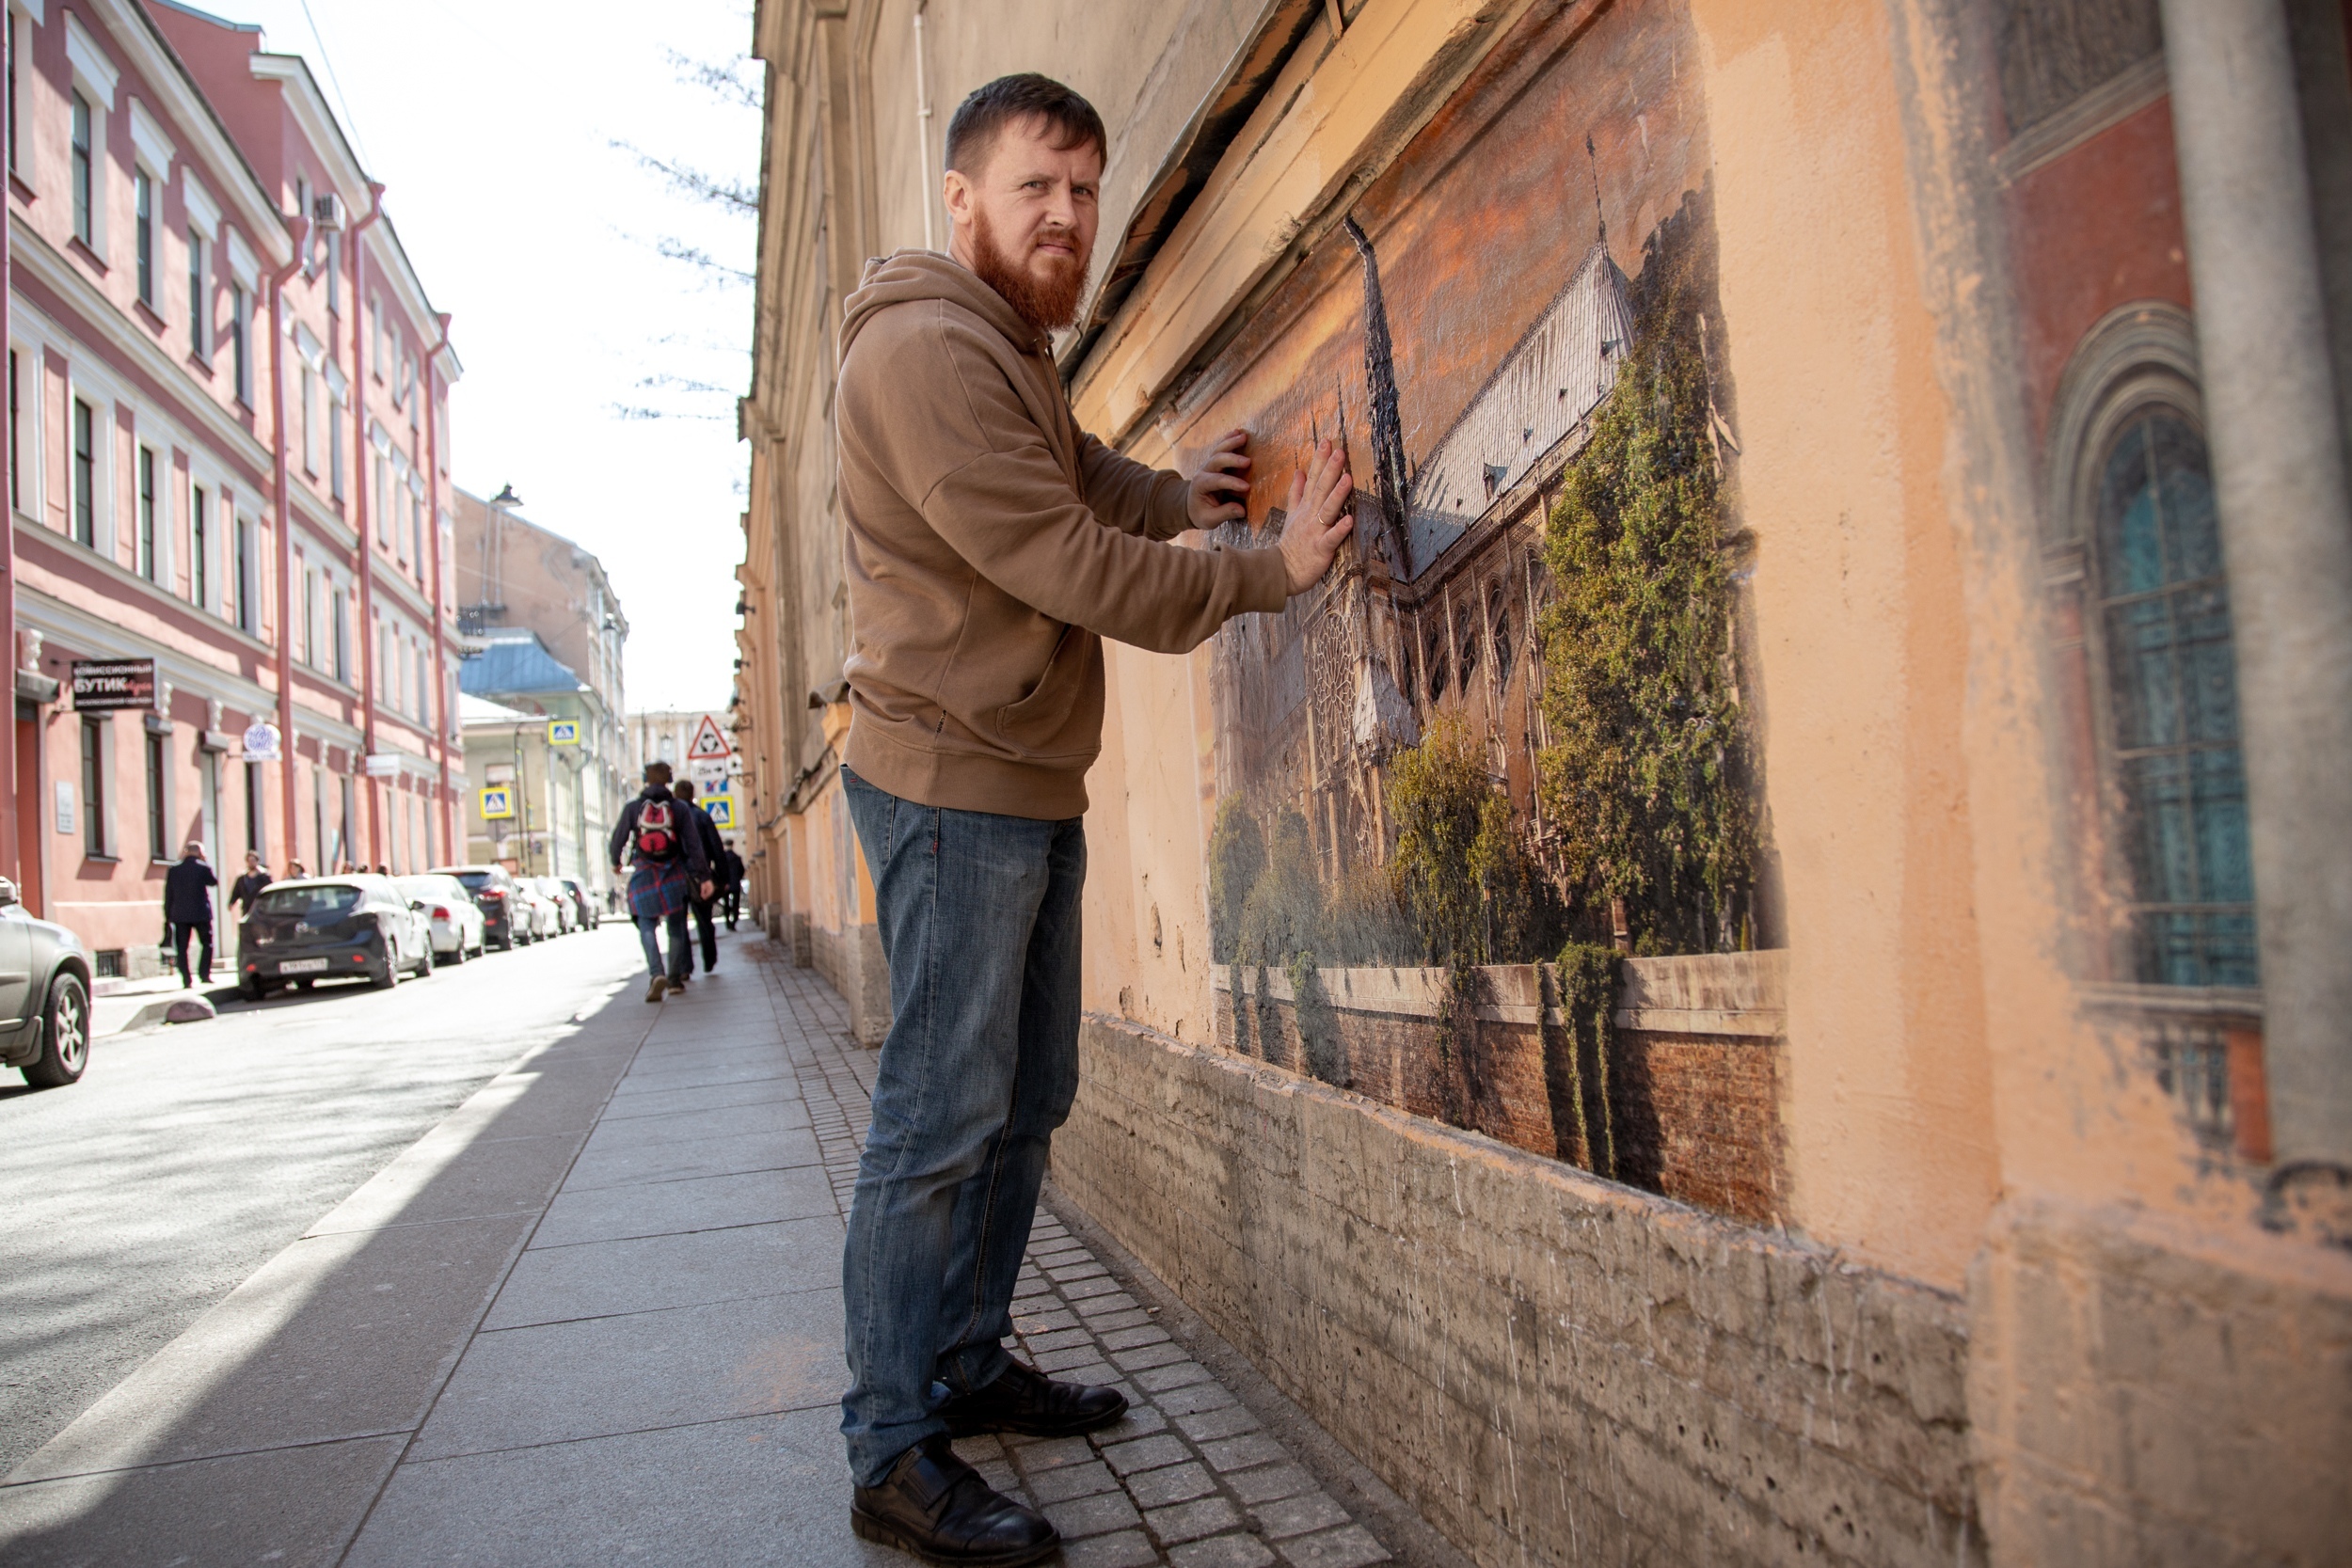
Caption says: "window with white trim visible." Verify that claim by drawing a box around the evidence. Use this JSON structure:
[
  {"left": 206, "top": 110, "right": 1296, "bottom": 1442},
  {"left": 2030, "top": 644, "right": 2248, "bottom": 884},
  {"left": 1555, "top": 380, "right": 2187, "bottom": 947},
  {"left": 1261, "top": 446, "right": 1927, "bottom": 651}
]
[
  {"left": 136, "top": 444, "right": 156, "bottom": 580},
  {"left": 191, "top": 482, "right": 209, "bottom": 609},
  {"left": 70, "top": 91, "right": 92, "bottom": 248},
  {"left": 329, "top": 382, "right": 347, "bottom": 499},
  {"left": 187, "top": 230, "right": 207, "bottom": 358},
  {"left": 71, "top": 396, "right": 94, "bottom": 546},
  {"left": 135, "top": 168, "right": 157, "bottom": 304},
  {"left": 301, "top": 364, "right": 320, "bottom": 475},
  {"left": 230, "top": 283, "right": 249, "bottom": 405}
]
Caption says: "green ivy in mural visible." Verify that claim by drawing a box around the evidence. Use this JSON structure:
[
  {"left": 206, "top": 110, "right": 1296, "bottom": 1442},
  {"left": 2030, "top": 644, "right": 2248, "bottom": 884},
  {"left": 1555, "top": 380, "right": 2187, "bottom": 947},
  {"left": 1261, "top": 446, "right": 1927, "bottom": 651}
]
[
  {"left": 1207, "top": 799, "right": 1264, "bottom": 964},
  {"left": 1237, "top": 809, "right": 1325, "bottom": 964},
  {"left": 1551, "top": 941, "right": 1620, "bottom": 1178},
  {"left": 1537, "top": 230, "right": 1754, "bottom": 955},
  {"left": 1386, "top": 713, "right": 1553, "bottom": 967}
]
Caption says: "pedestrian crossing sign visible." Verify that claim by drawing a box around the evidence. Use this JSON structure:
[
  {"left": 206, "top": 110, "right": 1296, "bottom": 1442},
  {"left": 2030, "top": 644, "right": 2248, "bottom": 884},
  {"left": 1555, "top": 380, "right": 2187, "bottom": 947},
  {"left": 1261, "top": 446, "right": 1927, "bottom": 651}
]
[
  {"left": 480, "top": 785, "right": 515, "bottom": 820},
  {"left": 706, "top": 791, "right": 736, "bottom": 829},
  {"left": 547, "top": 720, "right": 580, "bottom": 746}
]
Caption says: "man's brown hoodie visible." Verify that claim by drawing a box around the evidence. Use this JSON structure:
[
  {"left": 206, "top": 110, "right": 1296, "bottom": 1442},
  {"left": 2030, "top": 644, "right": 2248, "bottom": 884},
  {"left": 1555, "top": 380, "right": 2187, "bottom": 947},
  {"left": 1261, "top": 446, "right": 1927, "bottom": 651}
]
[{"left": 835, "top": 250, "right": 1287, "bottom": 819}]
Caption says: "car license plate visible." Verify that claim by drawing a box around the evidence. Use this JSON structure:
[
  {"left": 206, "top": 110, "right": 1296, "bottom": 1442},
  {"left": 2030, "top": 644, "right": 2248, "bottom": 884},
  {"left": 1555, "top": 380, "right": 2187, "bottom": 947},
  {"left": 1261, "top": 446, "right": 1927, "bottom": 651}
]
[{"left": 279, "top": 958, "right": 331, "bottom": 974}]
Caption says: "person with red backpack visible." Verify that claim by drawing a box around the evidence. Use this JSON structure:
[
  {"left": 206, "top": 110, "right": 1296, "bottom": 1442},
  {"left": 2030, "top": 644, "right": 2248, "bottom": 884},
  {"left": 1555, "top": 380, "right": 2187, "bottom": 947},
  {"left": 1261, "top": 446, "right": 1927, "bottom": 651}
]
[{"left": 608, "top": 760, "right": 713, "bottom": 1002}]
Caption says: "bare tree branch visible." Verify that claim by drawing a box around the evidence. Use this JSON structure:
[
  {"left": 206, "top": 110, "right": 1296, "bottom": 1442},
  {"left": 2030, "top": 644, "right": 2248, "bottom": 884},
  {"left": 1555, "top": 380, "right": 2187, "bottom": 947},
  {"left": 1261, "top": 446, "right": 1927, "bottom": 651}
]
[
  {"left": 610, "top": 138, "right": 756, "bottom": 214},
  {"left": 664, "top": 46, "right": 759, "bottom": 112},
  {"left": 609, "top": 402, "right": 729, "bottom": 423},
  {"left": 636, "top": 372, "right": 739, "bottom": 398},
  {"left": 654, "top": 236, "right": 753, "bottom": 286}
]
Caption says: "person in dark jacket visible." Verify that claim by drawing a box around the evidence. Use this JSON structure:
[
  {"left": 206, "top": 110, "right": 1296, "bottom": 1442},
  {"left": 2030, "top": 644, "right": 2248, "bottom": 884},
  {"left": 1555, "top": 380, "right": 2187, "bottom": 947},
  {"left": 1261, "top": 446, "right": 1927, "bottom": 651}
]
[
  {"left": 672, "top": 780, "right": 728, "bottom": 975},
  {"left": 226, "top": 851, "right": 272, "bottom": 968},
  {"left": 720, "top": 841, "right": 746, "bottom": 930},
  {"left": 163, "top": 843, "right": 219, "bottom": 988},
  {"left": 608, "top": 762, "right": 712, "bottom": 1003},
  {"left": 228, "top": 851, "right": 272, "bottom": 917}
]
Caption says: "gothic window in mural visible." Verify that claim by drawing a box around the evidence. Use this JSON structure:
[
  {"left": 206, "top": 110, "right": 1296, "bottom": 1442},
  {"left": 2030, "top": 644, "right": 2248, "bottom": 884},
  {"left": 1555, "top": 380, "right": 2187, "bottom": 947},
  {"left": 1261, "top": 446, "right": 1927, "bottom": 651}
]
[
  {"left": 1176, "top": 0, "right": 1779, "bottom": 1225},
  {"left": 2091, "top": 413, "right": 2255, "bottom": 990}
]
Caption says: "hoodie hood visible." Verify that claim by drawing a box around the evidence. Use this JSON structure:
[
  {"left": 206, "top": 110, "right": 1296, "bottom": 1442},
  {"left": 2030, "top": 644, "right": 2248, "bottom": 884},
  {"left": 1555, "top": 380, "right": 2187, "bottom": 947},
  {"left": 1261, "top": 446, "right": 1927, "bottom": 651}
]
[{"left": 842, "top": 249, "right": 1049, "bottom": 364}]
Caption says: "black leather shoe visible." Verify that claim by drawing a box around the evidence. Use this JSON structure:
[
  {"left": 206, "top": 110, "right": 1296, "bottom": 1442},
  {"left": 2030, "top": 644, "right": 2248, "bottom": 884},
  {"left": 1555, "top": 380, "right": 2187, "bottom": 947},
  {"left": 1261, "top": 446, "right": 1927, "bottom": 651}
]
[
  {"left": 850, "top": 1434, "right": 1058, "bottom": 1566},
  {"left": 938, "top": 1357, "right": 1128, "bottom": 1438}
]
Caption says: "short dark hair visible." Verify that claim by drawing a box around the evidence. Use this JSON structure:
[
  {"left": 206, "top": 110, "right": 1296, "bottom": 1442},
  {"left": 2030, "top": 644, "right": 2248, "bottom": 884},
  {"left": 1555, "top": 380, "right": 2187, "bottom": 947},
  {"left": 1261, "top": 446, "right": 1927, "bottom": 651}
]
[
  {"left": 945, "top": 73, "right": 1105, "bottom": 178},
  {"left": 674, "top": 779, "right": 697, "bottom": 801},
  {"left": 644, "top": 760, "right": 673, "bottom": 785}
]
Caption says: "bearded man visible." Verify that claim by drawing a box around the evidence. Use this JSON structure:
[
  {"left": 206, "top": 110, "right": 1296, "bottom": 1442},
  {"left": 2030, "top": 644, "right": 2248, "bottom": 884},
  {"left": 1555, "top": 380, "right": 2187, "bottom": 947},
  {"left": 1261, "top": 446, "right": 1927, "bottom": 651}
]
[{"left": 832, "top": 72, "right": 1356, "bottom": 1566}]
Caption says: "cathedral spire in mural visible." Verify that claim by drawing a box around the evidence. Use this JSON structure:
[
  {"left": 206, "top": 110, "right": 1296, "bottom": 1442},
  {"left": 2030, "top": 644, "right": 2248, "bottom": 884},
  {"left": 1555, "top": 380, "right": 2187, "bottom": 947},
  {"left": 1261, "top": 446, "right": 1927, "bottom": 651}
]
[{"left": 1344, "top": 216, "right": 1415, "bottom": 579}]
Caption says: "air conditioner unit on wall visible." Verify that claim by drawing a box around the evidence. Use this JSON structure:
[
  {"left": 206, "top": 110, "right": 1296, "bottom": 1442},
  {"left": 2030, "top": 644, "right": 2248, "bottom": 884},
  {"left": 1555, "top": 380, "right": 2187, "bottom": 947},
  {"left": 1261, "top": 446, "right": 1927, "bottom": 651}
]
[{"left": 311, "top": 193, "right": 347, "bottom": 231}]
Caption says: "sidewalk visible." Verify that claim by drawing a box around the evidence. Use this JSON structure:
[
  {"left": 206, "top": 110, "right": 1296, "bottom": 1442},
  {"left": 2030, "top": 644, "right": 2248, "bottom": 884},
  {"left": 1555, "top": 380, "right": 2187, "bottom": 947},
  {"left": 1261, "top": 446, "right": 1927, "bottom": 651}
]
[
  {"left": 0, "top": 930, "right": 1436, "bottom": 1567},
  {"left": 90, "top": 974, "right": 238, "bottom": 1037}
]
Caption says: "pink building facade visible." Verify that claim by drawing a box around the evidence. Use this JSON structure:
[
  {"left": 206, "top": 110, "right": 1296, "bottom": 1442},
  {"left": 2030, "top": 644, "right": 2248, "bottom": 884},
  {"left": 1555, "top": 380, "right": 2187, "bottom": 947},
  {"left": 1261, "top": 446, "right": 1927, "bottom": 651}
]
[{"left": 2, "top": 0, "right": 465, "bottom": 976}]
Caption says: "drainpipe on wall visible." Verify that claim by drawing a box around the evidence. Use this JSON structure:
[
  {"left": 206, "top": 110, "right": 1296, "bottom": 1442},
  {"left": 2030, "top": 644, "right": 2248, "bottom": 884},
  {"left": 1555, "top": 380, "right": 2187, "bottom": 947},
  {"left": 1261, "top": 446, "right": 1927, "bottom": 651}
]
[
  {"left": 2159, "top": 0, "right": 2352, "bottom": 1174},
  {"left": 0, "top": 18, "right": 15, "bottom": 890},
  {"left": 267, "top": 215, "right": 315, "bottom": 870},
  {"left": 425, "top": 314, "right": 454, "bottom": 865},
  {"left": 345, "top": 185, "right": 387, "bottom": 869},
  {"left": 914, "top": 0, "right": 936, "bottom": 252}
]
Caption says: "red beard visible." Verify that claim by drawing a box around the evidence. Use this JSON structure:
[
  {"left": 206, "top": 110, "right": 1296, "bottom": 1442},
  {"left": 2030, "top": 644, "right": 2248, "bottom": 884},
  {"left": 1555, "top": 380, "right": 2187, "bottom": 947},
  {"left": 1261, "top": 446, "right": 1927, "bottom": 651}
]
[{"left": 971, "top": 207, "right": 1089, "bottom": 334}]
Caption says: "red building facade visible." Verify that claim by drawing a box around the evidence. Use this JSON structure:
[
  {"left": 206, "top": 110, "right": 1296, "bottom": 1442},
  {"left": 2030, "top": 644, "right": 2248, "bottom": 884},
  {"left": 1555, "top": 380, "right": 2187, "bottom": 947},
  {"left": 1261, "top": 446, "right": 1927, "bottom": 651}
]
[{"left": 2, "top": 0, "right": 464, "bottom": 975}]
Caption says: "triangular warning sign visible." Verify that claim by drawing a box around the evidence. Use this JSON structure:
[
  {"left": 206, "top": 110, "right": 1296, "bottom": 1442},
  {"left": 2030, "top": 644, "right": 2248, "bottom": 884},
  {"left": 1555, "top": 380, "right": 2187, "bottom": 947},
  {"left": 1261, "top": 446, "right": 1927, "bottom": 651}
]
[{"left": 687, "top": 714, "right": 732, "bottom": 760}]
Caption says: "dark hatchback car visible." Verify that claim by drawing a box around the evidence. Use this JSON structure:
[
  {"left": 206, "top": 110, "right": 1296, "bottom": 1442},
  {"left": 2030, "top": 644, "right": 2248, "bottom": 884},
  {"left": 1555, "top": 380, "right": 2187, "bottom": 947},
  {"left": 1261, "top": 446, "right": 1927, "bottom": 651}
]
[
  {"left": 237, "top": 877, "right": 434, "bottom": 1000},
  {"left": 0, "top": 876, "right": 93, "bottom": 1088},
  {"left": 429, "top": 864, "right": 526, "bottom": 950}
]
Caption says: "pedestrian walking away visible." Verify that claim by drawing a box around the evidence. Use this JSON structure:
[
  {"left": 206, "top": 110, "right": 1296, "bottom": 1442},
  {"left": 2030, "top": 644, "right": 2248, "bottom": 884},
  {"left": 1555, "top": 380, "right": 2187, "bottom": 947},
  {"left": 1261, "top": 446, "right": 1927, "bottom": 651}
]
[
  {"left": 162, "top": 842, "right": 219, "bottom": 989},
  {"left": 672, "top": 778, "right": 727, "bottom": 974},
  {"left": 828, "top": 72, "right": 1355, "bottom": 1566},
  {"left": 720, "top": 839, "right": 746, "bottom": 930},
  {"left": 609, "top": 761, "right": 712, "bottom": 1004}
]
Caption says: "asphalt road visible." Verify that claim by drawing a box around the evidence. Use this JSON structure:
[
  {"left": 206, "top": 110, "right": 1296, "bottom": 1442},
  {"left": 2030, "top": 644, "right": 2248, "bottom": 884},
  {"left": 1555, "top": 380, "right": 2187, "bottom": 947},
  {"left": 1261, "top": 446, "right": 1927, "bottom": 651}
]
[{"left": 0, "top": 919, "right": 657, "bottom": 1478}]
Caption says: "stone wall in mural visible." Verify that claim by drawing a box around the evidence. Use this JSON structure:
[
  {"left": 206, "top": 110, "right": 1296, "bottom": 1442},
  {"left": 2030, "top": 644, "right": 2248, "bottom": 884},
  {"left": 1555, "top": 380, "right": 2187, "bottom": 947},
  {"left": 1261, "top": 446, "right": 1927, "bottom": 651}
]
[{"left": 1176, "top": 0, "right": 1782, "bottom": 1221}]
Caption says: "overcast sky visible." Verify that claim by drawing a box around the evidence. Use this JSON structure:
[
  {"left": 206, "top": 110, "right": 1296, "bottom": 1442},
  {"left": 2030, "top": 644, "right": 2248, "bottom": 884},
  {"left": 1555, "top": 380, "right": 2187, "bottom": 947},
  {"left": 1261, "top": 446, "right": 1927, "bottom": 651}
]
[{"left": 215, "top": 0, "right": 759, "bottom": 714}]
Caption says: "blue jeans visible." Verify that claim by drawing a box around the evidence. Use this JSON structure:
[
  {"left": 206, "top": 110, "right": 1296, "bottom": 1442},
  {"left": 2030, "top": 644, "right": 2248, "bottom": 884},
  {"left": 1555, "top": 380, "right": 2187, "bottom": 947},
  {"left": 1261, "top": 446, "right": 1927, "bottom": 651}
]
[
  {"left": 635, "top": 910, "right": 689, "bottom": 981},
  {"left": 838, "top": 767, "right": 1085, "bottom": 1485}
]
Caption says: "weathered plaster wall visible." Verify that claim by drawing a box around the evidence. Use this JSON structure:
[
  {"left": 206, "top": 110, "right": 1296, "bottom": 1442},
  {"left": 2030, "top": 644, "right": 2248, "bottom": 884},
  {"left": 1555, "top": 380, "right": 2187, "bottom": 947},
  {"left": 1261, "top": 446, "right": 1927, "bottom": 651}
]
[{"left": 1059, "top": 1014, "right": 1980, "bottom": 1568}]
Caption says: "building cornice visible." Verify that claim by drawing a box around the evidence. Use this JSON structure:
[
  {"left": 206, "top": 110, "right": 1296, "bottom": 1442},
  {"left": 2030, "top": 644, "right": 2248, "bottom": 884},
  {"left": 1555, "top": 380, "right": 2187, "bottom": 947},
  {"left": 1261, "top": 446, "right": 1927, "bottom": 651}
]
[
  {"left": 17, "top": 579, "right": 277, "bottom": 718},
  {"left": 92, "top": 0, "right": 291, "bottom": 261},
  {"left": 1066, "top": 0, "right": 1544, "bottom": 446},
  {"left": 246, "top": 53, "right": 368, "bottom": 204}
]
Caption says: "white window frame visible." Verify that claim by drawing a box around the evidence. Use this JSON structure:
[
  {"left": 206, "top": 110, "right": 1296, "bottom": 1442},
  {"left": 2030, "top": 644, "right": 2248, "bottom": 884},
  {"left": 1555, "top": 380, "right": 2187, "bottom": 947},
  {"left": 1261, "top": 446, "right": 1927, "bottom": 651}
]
[
  {"left": 62, "top": 13, "right": 116, "bottom": 257},
  {"left": 326, "top": 361, "right": 350, "bottom": 499},
  {"left": 127, "top": 98, "right": 174, "bottom": 309},
  {"left": 8, "top": 8, "right": 42, "bottom": 187},
  {"left": 183, "top": 173, "right": 221, "bottom": 361}
]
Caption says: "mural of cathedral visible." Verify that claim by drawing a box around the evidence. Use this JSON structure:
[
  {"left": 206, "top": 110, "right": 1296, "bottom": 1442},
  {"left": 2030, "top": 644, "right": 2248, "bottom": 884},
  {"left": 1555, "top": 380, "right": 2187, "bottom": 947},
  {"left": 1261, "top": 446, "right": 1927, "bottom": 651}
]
[{"left": 1195, "top": 0, "right": 1734, "bottom": 967}]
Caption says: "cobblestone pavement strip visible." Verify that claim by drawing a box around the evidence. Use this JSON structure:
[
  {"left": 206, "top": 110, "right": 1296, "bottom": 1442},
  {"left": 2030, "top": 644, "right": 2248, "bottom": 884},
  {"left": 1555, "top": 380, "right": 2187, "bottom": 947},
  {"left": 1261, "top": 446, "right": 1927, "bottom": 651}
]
[
  {"left": 755, "top": 956, "right": 1398, "bottom": 1568},
  {"left": 0, "top": 932, "right": 1421, "bottom": 1567}
]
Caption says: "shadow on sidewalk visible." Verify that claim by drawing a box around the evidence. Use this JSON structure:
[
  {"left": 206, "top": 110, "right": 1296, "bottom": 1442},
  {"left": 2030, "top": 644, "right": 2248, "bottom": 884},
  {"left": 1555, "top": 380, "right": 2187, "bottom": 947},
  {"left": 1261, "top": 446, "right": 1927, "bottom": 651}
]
[{"left": 0, "top": 941, "right": 830, "bottom": 1566}]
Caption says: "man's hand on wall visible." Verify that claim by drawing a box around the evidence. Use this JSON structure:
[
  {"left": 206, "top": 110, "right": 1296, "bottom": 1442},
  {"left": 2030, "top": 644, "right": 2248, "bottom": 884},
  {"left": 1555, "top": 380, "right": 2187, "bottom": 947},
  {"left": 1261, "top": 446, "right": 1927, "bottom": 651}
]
[
  {"left": 1278, "top": 439, "right": 1356, "bottom": 595},
  {"left": 1187, "top": 428, "right": 1253, "bottom": 528}
]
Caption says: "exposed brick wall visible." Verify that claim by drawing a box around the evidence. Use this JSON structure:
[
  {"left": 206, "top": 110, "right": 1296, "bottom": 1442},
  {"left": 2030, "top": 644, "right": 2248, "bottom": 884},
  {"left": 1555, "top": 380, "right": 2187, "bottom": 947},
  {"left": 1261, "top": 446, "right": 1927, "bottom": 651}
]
[
  {"left": 1613, "top": 1029, "right": 1786, "bottom": 1225},
  {"left": 1214, "top": 962, "right": 1784, "bottom": 1222},
  {"left": 1056, "top": 1017, "right": 1979, "bottom": 1568}
]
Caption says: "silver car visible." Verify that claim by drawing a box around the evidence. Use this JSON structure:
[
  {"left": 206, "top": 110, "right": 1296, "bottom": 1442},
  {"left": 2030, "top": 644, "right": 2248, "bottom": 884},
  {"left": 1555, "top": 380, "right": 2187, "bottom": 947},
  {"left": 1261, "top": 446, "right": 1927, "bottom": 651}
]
[
  {"left": 396, "top": 874, "right": 487, "bottom": 963},
  {"left": 530, "top": 878, "right": 577, "bottom": 935}
]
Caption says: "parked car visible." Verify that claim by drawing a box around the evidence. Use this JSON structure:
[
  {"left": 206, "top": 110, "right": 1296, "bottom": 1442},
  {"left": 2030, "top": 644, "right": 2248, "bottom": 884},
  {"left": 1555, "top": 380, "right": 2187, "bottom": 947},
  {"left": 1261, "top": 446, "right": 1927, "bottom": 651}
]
[
  {"left": 0, "top": 877, "right": 93, "bottom": 1088},
  {"left": 395, "top": 874, "right": 486, "bottom": 964},
  {"left": 510, "top": 881, "right": 560, "bottom": 942},
  {"left": 530, "top": 878, "right": 576, "bottom": 935},
  {"left": 554, "top": 876, "right": 599, "bottom": 930},
  {"left": 428, "top": 864, "right": 525, "bottom": 950},
  {"left": 237, "top": 876, "right": 433, "bottom": 1000}
]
